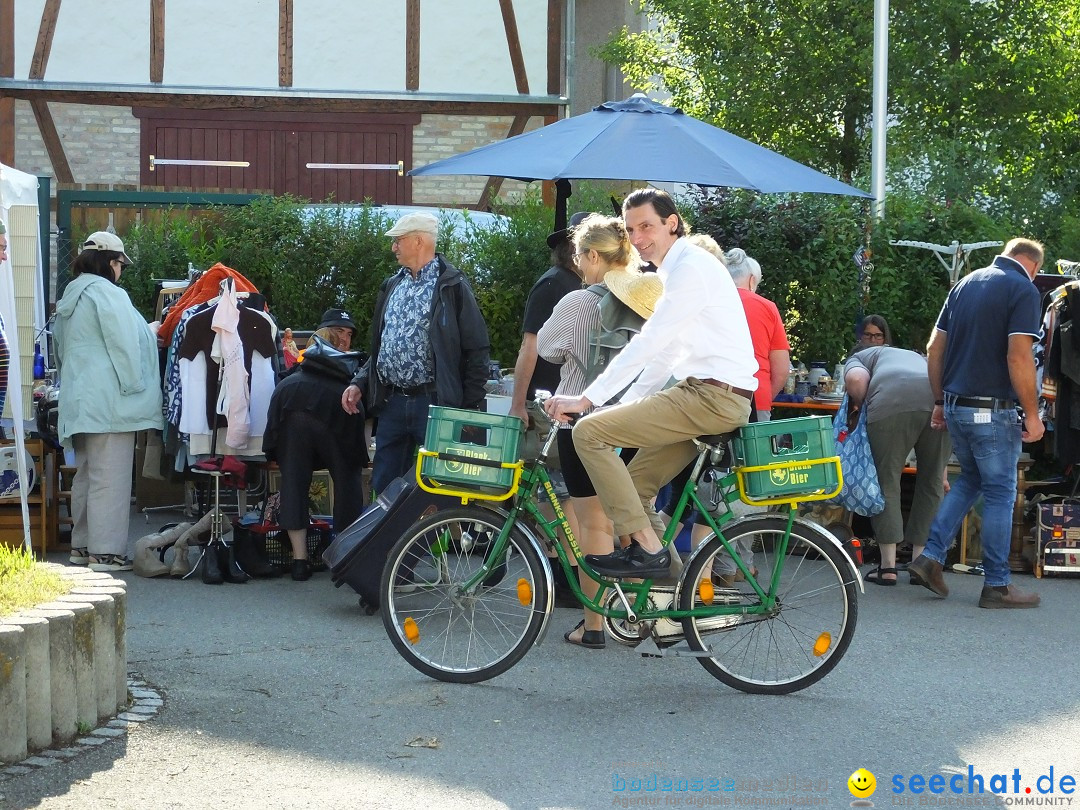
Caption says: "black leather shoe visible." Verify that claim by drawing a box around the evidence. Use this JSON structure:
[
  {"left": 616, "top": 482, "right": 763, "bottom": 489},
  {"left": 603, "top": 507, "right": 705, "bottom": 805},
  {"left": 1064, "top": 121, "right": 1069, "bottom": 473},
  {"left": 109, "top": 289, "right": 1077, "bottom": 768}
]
[
  {"left": 907, "top": 554, "right": 948, "bottom": 597},
  {"left": 200, "top": 544, "right": 224, "bottom": 585},
  {"left": 291, "top": 559, "right": 313, "bottom": 581},
  {"left": 585, "top": 544, "right": 671, "bottom": 578},
  {"left": 220, "top": 544, "right": 250, "bottom": 584}
]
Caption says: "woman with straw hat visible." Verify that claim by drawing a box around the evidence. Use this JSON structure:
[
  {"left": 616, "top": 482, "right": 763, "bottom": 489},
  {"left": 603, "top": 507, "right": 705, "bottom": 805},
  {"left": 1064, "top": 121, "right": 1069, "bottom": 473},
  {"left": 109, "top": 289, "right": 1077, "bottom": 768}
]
[{"left": 536, "top": 214, "right": 661, "bottom": 649}]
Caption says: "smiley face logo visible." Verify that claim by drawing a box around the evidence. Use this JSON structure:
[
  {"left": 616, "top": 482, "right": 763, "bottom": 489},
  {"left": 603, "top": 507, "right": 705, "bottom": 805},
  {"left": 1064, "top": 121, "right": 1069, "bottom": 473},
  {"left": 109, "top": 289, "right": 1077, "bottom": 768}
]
[{"left": 848, "top": 768, "right": 876, "bottom": 798}]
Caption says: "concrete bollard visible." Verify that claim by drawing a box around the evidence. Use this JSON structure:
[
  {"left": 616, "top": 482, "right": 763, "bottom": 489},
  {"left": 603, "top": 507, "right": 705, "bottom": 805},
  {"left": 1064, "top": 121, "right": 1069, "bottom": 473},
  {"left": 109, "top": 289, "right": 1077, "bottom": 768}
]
[
  {"left": 1, "top": 615, "right": 52, "bottom": 751},
  {"left": 71, "top": 586, "right": 127, "bottom": 712},
  {"left": 0, "top": 623, "right": 28, "bottom": 763},
  {"left": 22, "top": 607, "right": 77, "bottom": 743},
  {"left": 57, "top": 593, "right": 116, "bottom": 723},
  {"left": 37, "top": 600, "right": 96, "bottom": 732}
]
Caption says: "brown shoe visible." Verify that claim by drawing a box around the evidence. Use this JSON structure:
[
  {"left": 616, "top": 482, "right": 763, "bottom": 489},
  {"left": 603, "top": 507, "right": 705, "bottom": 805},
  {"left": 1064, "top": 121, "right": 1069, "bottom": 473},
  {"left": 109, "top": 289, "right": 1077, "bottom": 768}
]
[
  {"left": 978, "top": 584, "right": 1040, "bottom": 609},
  {"left": 908, "top": 554, "right": 948, "bottom": 597}
]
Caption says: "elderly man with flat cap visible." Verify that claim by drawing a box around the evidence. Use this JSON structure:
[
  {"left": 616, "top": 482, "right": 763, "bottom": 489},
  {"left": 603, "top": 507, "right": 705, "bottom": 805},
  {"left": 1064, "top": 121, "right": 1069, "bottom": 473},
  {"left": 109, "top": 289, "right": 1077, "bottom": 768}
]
[{"left": 342, "top": 211, "right": 491, "bottom": 495}]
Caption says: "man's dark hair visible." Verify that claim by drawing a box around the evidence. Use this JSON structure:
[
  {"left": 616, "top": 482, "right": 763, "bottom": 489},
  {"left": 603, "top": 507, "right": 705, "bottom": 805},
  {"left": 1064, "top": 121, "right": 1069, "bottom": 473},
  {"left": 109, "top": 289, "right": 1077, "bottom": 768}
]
[
  {"left": 71, "top": 248, "right": 121, "bottom": 283},
  {"left": 622, "top": 188, "right": 687, "bottom": 237},
  {"left": 551, "top": 238, "right": 576, "bottom": 272}
]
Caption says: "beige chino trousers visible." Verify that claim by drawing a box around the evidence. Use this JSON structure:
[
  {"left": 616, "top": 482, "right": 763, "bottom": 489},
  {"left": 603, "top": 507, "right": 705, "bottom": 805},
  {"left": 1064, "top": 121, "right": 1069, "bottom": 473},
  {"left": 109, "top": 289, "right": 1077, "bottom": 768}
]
[{"left": 572, "top": 378, "right": 750, "bottom": 536}]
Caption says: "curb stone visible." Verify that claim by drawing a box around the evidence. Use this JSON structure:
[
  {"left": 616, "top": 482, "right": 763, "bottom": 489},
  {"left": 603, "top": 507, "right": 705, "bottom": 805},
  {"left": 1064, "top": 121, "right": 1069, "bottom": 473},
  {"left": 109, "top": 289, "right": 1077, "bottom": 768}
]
[{"left": 0, "top": 675, "right": 163, "bottom": 782}]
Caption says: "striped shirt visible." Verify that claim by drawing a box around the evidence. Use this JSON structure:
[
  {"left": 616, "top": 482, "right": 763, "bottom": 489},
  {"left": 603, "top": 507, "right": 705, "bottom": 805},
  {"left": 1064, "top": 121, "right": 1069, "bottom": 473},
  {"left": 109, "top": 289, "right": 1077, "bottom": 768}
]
[{"left": 536, "top": 287, "right": 603, "bottom": 411}]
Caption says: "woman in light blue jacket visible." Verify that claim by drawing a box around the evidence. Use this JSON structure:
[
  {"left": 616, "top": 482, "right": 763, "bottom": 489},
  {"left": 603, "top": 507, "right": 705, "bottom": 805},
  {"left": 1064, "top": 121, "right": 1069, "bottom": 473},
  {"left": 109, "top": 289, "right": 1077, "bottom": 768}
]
[{"left": 54, "top": 232, "right": 163, "bottom": 571}]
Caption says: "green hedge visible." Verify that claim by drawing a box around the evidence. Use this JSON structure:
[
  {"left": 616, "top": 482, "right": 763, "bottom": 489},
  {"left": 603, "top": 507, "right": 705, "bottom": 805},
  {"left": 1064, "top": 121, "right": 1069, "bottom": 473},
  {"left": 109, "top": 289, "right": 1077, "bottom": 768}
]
[
  {"left": 110, "top": 187, "right": 1048, "bottom": 370},
  {"left": 685, "top": 188, "right": 1038, "bottom": 365}
]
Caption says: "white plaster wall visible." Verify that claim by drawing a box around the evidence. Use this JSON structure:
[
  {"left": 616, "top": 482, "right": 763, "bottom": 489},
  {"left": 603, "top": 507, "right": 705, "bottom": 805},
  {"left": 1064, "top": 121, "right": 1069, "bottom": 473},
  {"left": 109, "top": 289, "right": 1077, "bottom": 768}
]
[
  {"left": 11, "top": 0, "right": 552, "bottom": 96},
  {"left": 292, "top": 0, "right": 407, "bottom": 90},
  {"left": 163, "top": 0, "right": 278, "bottom": 86},
  {"left": 15, "top": 0, "right": 151, "bottom": 84}
]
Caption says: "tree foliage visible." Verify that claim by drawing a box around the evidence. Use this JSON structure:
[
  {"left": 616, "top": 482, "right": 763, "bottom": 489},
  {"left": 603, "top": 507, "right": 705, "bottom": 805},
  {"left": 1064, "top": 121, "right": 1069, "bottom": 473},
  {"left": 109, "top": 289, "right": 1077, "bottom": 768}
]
[{"left": 602, "top": 0, "right": 1080, "bottom": 230}]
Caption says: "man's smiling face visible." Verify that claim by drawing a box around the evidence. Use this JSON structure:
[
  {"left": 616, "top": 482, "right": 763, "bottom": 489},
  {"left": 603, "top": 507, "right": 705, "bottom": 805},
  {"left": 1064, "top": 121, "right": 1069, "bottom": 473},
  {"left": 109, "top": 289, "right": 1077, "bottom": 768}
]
[{"left": 623, "top": 202, "right": 679, "bottom": 266}]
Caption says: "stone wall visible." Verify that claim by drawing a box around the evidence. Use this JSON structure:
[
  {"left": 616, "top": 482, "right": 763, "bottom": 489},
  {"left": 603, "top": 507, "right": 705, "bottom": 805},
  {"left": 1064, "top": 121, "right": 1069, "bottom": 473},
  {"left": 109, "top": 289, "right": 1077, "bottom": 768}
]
[
  {"left": 13, "top": 101, "right": 141, "bottom": 185},
  {"left": 410, "top": 113, "right": 537, "bottom": 206}
]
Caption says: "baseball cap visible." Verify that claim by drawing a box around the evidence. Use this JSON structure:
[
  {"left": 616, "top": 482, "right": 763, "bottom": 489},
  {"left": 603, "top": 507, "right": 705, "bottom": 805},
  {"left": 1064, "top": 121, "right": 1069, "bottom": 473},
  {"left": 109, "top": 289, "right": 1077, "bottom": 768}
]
[
  {"left": 546, "top": 211, "right": 592, "bottom": 249},
  {"left": 385, "top": 212, "right": 440, "bottom": 238},
  {"left": 318, "top": 308, "right": 357, "bottom": 332},
  {"left": 82, "top": 231, "right": 132, "bottom": 265}
]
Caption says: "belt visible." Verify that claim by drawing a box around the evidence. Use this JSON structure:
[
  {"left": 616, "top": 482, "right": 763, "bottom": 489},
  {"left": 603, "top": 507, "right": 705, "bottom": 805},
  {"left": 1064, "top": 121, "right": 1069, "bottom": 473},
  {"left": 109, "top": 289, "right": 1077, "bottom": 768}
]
[
  {"left": 387, "top": 382, "right": 436, "bottom": 397},
  {"left": 700, "top": 378, "right": 755, "bottom": 401},
  {"left": 944, "top": 393, "right": 1013, "bottom": 410}
]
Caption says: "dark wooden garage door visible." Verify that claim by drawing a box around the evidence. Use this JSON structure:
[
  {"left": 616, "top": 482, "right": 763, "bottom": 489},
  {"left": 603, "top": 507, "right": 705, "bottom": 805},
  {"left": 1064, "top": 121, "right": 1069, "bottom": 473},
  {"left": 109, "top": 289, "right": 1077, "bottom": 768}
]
[{"left": 134, "top": 109, "right": 420, "bottom": 203}]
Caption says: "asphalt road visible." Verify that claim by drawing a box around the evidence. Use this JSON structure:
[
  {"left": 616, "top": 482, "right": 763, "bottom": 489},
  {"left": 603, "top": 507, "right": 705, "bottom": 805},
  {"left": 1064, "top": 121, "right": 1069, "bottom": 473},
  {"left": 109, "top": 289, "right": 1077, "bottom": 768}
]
[{"left": 3, "top": 509, "right": 1078, "bottom": 810}]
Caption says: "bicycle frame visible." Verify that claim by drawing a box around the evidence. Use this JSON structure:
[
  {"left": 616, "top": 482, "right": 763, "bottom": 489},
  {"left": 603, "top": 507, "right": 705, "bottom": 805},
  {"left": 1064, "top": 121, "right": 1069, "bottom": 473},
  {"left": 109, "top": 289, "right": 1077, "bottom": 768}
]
[{"left": 464, "top": 435, "right": 825, "bottom": 627}]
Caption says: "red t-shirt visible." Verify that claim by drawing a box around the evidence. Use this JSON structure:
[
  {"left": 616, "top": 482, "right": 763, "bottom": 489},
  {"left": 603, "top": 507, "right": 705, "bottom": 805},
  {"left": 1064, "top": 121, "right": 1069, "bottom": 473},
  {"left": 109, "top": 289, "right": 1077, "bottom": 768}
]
[{"left": 738, "top": 288, "right": 791, "bottom": 410}]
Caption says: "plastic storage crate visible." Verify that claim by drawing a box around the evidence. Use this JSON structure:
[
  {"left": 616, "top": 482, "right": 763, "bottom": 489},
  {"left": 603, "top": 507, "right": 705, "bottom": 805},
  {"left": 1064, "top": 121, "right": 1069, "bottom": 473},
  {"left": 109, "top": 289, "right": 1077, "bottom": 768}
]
[
  {"left": 418, "top": 406, "right": 524, "bottom": 497},
  {"left": 733, "top": 416, "right": 839, "bottom": 501},
  {"left": 238, "top": 518, "right": 333, "bottom": 571}
]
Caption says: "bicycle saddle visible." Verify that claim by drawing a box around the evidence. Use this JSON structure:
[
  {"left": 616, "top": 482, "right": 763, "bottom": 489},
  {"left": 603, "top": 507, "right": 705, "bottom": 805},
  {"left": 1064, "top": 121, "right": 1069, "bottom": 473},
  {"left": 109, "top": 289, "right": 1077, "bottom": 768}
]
[{"left": 696, "top": 431, "right": 736, "bottom": 447}]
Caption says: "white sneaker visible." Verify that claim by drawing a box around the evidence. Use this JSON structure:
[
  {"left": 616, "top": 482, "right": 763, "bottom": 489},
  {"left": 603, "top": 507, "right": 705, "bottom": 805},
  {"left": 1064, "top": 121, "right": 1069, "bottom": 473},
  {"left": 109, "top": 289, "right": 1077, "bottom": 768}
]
[
  {"left": 88, "top": 554, "right": 133, "bottom": 572},
  {"left": 69, "top": 547, "right": 89, "bottom": 566}
]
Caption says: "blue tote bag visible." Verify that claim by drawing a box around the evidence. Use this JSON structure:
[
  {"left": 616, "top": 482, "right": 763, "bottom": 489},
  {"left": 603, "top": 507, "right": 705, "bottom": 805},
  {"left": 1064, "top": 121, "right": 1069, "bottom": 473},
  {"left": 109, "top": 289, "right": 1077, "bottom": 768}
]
[{"left": 828, "top": 395, "right": 885, "bottom": 516}]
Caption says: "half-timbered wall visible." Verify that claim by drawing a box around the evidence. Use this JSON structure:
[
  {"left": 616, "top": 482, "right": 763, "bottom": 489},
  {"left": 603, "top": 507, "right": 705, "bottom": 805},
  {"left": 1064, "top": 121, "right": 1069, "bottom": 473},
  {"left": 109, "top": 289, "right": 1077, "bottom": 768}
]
[{"left": 10, "top": 0, "right": 552, "bottom": 97}]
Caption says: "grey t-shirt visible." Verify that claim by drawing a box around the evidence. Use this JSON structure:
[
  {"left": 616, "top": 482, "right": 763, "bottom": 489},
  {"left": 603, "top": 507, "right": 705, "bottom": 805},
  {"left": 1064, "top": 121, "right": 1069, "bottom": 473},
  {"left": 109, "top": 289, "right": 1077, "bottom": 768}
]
[{"left": 844, "top": 346, "right": 934, "bottom": 423}]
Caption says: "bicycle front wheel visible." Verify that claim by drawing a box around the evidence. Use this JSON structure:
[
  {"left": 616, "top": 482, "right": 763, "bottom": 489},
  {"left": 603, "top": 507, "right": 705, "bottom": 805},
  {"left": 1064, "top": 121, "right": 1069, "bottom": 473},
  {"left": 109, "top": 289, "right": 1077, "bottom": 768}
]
[
  {"left": 380, "top": 506, "right": 551, "bottom": 684},
  {"left": 679, "top": 515, "right": 858, "bottom": 694}
]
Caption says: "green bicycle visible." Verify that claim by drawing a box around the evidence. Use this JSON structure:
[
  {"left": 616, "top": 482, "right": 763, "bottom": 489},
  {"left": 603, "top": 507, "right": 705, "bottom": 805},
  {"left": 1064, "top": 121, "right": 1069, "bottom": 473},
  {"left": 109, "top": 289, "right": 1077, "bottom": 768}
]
[{"left": 379, "top": 403, "right": 863, "bottom": 694}]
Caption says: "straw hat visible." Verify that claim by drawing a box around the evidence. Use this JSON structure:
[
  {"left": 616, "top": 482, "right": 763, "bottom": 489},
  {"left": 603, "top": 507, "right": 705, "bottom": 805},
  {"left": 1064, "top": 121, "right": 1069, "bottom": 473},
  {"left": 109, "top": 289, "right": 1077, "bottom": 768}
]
[{"left": 603, "top": 269, "right": 663, "bottom": 320}]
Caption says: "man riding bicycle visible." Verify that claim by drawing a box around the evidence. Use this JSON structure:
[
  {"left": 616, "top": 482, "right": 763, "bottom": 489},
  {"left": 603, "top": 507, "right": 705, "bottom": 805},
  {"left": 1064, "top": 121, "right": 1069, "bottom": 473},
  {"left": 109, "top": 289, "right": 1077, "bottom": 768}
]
[{"left": 544, "top": 188, "right": 758, "bottom": 578}]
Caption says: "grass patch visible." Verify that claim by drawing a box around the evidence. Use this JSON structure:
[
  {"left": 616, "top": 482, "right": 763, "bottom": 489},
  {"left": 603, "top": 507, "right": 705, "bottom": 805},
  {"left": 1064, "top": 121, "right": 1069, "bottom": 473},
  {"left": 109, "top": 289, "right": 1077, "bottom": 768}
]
[{"left": 0, "top": 544, "right": 71, "bottom": 617}]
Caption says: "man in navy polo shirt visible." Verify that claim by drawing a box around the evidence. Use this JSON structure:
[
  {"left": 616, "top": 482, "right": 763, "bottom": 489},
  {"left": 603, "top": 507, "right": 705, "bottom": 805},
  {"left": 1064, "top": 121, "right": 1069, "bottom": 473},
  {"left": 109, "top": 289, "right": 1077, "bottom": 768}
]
[{"left": 909, "top": 238, "right": 1045, "bottom": 608}]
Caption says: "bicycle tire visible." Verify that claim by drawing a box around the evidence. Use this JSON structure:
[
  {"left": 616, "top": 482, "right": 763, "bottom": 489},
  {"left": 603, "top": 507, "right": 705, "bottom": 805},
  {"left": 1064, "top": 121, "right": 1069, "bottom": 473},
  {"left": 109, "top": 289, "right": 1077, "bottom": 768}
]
[
  {"left": 380, "top": 506, "right": 551, "bottom": 684},
  {"left": 678, "top": 515, "right": 858, "bottom": 694}
]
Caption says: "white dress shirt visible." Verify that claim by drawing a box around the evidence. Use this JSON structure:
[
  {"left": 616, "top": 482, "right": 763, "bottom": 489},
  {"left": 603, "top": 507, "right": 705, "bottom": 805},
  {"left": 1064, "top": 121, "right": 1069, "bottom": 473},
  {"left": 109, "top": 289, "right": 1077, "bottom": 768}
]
[{"left": 582, "top": 238, "right": 758, "bottom": 407}]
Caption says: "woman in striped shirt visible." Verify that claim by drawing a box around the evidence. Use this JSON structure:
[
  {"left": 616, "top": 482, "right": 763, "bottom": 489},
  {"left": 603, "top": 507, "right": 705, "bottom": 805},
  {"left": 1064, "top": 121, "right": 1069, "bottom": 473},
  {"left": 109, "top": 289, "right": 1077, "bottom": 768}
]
[{"left": 537, "top": 214, "right": 643, "bottom": 649}]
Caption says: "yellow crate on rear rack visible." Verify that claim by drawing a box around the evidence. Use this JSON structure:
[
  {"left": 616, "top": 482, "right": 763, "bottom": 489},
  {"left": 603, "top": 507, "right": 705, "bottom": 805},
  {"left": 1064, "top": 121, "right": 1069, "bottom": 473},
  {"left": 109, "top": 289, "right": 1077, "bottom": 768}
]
[
  {"left": 733, "top": 416, "right": 841, "bottom": 504},
  {"left": 417, "top": 406, "right": 525, "bottom": 501}
]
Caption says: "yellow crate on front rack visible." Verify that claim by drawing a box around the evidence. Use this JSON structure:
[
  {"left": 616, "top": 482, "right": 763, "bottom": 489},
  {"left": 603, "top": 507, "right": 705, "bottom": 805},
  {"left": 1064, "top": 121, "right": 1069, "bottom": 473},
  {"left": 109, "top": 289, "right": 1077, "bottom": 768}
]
[
  {"left": 733, "top": 416, "right": 841, "bottom": 503},
  {"left": 417, "top": 406, "right": 525, "bottom": 501}
]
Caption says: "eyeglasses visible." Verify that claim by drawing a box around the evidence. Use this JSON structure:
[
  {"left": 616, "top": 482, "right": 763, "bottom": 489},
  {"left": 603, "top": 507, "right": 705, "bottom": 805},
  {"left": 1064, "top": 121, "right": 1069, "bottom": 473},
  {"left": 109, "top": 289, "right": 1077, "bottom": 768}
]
[
  {"left": 574, "top": 251, "right": 590, "bottom": 260},
  {"left": 862, "top": 330, "right": 885, "bottom": 342}
]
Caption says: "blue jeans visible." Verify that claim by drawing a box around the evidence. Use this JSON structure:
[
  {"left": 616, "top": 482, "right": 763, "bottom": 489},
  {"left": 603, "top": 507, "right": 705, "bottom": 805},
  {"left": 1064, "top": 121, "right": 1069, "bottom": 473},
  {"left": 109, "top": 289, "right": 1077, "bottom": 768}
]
[
  {"left": 923, "top": 404, "right": 1021, "bottom": 587},
  {"left": 371, "top": 392, "right": 432, "bottom": 496}
]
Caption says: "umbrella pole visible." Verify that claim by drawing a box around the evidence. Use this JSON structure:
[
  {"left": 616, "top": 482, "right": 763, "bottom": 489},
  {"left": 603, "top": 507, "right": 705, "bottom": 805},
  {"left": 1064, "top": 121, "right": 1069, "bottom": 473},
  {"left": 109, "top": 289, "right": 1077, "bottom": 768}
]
[{"left": 553, "top": 179, "right": 571, "bottom": 233}]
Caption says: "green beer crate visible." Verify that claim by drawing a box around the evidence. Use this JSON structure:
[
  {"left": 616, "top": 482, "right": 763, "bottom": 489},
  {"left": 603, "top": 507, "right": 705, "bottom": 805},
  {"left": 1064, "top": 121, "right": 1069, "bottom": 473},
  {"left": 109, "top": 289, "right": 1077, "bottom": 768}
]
[
  {"left": 733, "top": 415, "right": 838, "bottom": 500},
  {"left": 419, "top": 406, "right": 524, "bottom": 496}
]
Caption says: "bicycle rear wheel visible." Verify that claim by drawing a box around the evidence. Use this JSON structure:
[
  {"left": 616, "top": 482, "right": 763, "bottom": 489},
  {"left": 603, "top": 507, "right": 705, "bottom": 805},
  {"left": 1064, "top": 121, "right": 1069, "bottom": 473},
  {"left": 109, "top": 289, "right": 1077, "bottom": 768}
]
[
  {"left": 679, "top": 515, "right": 858, "bottom": 694},
  {"left": 380, "top": 506, "right": 551, "bottom": 684}
]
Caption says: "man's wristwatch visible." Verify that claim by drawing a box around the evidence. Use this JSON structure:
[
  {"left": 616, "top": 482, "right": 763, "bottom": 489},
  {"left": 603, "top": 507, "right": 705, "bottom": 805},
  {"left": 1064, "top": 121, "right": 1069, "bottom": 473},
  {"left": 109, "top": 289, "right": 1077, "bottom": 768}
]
[{"left": 934, "top": 400, "right": 944, "bottom": 406}]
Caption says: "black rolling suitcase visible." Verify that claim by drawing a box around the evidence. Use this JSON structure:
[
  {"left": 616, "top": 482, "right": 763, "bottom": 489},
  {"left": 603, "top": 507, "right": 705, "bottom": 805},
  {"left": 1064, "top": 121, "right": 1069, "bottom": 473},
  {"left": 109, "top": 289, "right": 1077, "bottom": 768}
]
[{"left": 323, "top": 475, "right": 454, "bottom": 614}]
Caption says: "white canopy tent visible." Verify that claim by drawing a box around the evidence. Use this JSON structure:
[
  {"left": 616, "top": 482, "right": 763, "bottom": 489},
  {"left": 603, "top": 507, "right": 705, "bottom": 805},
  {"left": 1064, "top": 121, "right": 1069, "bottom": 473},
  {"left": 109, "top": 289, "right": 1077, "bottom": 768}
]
[{"left": 0, "top": 162, "right": 48, "bottom": 552}]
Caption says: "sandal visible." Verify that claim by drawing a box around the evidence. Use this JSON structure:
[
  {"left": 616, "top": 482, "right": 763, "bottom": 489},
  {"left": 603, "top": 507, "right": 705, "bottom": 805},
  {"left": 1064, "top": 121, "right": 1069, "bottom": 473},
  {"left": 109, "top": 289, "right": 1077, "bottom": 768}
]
[
  {"left": 564, "top": 619, "right": 605, "bottom": 649},
  {"left": 865, "top": 566, "right": 898, "bottom": 586}
]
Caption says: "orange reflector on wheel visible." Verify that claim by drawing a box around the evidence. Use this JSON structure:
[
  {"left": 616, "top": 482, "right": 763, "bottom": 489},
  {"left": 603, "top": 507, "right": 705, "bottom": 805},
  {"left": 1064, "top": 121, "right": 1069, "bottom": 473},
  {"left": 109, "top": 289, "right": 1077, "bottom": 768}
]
[
  {"left": 813, "top": 631, "right": 832, "bottom": 657},
  {"left": 516, "top": 578, "right": 533, "bottom": 606},
  {"left": 403, "top": 617, "right": 420, "bottom": 644},
  {"left": 699, "top": 578, "right": 715, "bottom": 605}
]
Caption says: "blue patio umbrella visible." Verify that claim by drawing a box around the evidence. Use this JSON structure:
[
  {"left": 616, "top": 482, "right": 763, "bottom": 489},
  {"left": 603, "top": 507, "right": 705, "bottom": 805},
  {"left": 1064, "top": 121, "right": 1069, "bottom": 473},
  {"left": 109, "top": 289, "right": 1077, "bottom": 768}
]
[{"left": 411, "top": 94, "right": 872, "bottom": 228}]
